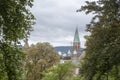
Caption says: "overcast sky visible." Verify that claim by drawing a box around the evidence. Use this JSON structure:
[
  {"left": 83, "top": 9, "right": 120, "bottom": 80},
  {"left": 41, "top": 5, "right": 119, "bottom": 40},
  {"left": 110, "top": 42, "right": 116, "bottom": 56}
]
[{"left": 28, "top": 0, "right": 94, "bottom": 48}]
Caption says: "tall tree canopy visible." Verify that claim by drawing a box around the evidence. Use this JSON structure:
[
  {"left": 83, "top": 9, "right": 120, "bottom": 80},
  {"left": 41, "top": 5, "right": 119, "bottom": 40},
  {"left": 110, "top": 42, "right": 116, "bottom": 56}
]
[
  {"left": 77, "top": 0, "right": 120, "bottom": 80},
  {"left": 42, "top": 62, "right": 74, "bottom": 80},
  {"left": 0, "top": 0, "right": 34, "bottom": 80},
  {"left": 0, "top": 0, "right": 35, "bottom": 42},
  {"left": 25, "top": 42, "right": 60, "bottom": 80}
]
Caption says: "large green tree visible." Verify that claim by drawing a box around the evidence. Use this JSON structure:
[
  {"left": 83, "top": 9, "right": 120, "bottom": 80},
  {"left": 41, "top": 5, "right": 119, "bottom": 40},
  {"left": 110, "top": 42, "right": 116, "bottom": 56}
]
[
  {"left": 25, "top": 42, "right": 60, "bottom": 80},
  {"left": 0, "top": 0, "right": 34, "bottom": 80},
  {"left": 77, "top": 0, "right": 120, "bottom": 80},
  {"left": 42, "top": 62, "right": 74, "bottom": 80}
]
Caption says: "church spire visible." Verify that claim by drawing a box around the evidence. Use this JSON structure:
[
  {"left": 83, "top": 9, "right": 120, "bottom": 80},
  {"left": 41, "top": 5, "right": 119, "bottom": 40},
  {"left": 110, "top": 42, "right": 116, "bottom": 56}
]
[
  {"left": 24, "top": 37, "right": 29, "bottom": 49},
  {"left": 73, "top": 27, "right": 80, "bottom": 52},
  {"left": 74, "top": 27, "right": 80, "bottom": 43}
]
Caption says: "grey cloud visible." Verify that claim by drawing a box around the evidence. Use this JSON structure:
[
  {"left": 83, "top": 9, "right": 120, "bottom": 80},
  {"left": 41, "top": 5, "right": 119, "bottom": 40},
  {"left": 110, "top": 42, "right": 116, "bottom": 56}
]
[{"left": 29, "top": 0, "right": 93, "bottom": 48}]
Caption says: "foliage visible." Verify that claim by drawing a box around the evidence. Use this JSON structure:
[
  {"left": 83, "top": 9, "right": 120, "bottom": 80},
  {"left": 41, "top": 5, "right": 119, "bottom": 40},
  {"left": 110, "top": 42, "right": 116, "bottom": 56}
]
[
  {"left": 25, "top": 42, "right": 60, "bottom": 80},
  {"left": 0, "top": 42, "right": 25, "bottom": 80},
  {"left": 0, "top": 0, "right": 35, "bottom": 42},
  {"left": 42, "top": 62, "right": 75, "bottom": 80},
  {"left": 77, "top": 0, "right": 120, "bottom": 80},
  {"left": 0, "top": 0, "right": 34, "bottom": 80}
]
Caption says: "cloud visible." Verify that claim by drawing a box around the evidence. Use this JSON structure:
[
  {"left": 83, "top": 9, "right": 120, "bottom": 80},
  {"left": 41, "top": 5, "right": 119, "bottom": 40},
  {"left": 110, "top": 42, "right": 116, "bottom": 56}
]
[{"left": 28, "top": 0, "right": 93, "bottom": 48}]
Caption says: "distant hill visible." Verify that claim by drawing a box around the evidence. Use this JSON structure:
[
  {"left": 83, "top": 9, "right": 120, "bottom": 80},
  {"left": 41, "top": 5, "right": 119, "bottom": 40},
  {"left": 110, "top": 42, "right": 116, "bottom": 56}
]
[{"left": 54, "top": 46, "right": 84, "bottom": 53}]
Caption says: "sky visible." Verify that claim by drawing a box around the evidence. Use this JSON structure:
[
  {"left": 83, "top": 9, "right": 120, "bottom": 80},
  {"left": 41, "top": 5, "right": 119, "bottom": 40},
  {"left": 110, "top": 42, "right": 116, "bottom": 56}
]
[{"left": 28, "top": 0, "right": 94, "bottom": 48}]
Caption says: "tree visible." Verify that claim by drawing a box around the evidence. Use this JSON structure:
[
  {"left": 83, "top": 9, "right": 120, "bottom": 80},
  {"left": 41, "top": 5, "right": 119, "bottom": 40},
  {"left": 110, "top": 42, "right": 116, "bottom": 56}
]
[
  {"left": 25, "top": 42, "right": 60, "bottom": 80},
  {"left": 0, "top": 0, "right": 35, "bottom": 80},
  {"left": 77, "top": 0, "right": 120, "bottom": 80},
  {"left": 0, "top": 43, "right": 25, "bottom": 80},
  {"left": 42, "top": 62, "right": 74, "bottom": 80}
]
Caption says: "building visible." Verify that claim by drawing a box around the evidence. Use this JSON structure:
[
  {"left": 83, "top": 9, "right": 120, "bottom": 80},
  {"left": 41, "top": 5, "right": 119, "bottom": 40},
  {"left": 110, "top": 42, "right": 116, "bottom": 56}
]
[
  {"left": 55, "top": 27, "right": 84, "bottom": 60},
  {"left": 71, "top": 27, "right": 81, "bottom": 60},
  {"left": 23, "top": 38, "right": 29, "bottom": 49},
  {"left": 73, "top": 27, "right": 80, "bottom": 52},
  {"left": 56, "top": 27, "right": 84, "bottom": 75}
]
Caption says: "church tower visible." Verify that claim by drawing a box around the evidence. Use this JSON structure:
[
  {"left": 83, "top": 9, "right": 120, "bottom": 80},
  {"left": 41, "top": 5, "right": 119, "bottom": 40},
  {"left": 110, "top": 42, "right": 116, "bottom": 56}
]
[
  {"left": 73, "top": 27, "right": 80, "bottom": 52},
  {"left": 24, "top": 38, "right": 29, "bottom": 49}
]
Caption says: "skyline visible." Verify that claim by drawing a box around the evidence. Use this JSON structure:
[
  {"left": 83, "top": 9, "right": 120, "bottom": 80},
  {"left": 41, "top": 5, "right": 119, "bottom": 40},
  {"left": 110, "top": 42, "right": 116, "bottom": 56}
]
[{"left": 26, "top": 0, "right": 94, "bottom": 48}]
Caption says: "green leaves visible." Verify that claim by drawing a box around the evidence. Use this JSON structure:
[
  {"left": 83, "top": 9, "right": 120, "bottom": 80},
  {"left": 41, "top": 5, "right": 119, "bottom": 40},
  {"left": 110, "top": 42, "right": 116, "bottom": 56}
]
[
  {"left": 78, "top": 0, "right": 120, "bottom": 80},
  {"left": 0, "top": 0, "right": 35, "bottom": 42},
  {"left": 0, "top": 0, "right": 35, "bottom": 80},
  {"left": 0, "top": 42, "right": 25, "bottom": 80},
  {"left": 25, "top": 42, "right": 60, "bottom": 80},
  {"left": 42, "top": 62, "right": 74, "bottom": 80}
]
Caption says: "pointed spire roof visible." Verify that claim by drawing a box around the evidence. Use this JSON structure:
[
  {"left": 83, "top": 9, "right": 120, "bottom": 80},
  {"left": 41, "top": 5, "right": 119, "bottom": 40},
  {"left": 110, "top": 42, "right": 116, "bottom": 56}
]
[
  {"left": 73, "top": 27, "right": 80, "bottom": 42},
  {"left": 24, "top": 38, "right": 29, "bottom": 48}
]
